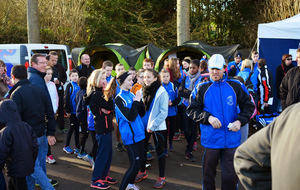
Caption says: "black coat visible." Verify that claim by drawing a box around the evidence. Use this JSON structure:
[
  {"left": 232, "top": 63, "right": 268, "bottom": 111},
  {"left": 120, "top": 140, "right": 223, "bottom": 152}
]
[
  {"left": 8, "top": 79, "right": 56, "bottom": 137},
  {"left": 84, "top": 87, "right": 114, "bottom": 134},
  {"left": 0, "top": 100, "right": 38, "bottom": 177}
]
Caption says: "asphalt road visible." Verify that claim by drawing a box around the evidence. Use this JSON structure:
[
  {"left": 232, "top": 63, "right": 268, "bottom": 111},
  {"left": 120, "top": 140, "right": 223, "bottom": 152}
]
[{"left": 4, "top": 120, "right": 247, "bottom": 190}]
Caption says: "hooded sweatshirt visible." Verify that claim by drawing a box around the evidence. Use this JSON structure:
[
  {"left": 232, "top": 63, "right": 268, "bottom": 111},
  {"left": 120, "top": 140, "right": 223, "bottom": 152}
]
[{"left": 0, "top": 100, "right": 38, "bottom": 177}]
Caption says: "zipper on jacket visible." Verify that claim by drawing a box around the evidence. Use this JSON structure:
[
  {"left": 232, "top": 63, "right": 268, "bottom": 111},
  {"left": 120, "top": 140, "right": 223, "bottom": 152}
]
[{"left": 218, "top": 82, "right": 227, "bottom": 148}]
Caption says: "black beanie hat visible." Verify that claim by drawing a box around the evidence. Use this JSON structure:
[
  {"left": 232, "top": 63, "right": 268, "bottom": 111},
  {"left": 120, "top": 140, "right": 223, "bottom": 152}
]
[{"left": 117, "top": 71, "right": 131, "bottom": 85}]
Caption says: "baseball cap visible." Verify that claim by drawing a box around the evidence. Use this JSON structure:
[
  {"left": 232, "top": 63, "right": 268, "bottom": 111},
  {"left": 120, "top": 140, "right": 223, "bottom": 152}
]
[{"left": 208, "top": 54, "right": 225, "bottom": 70}]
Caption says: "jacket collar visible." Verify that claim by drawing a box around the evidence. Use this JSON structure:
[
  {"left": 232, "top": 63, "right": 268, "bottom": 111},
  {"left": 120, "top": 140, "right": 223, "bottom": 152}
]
[
  {"left": 28, "top": 67, "right": 46, "bottom": 78},
  {"left": 8, "top": 79, "right": 30, "bottom": 95}
]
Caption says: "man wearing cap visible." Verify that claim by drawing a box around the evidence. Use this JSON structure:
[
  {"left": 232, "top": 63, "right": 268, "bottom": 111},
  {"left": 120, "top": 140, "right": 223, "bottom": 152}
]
[
  {"left": 187, "top": 54, "right": 254, "bottom": 190},
  {"left": 228, "top": 52, "right": 243, "bottom": 77}
]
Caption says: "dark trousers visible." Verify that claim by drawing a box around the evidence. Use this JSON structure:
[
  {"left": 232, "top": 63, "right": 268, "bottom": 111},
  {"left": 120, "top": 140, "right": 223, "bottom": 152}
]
[
  {"left": 91, "top": 132, "right": 112, "bottom": 182},
  {"left": 65, "top": 114, "right": 80, "bottom": 148},
  {"left": 47, "top": 144, "right": 51, "bottom": 156},
  {"left": 119, "top": 140, "right": 144, "bottom": 190},
  {"left": 79, "top": 119, "right": 88, "bottom": 154},
  {"left": 141, "top": 130, "right": 166, "bottom": 177},
  {"left": 178, "top": 105, "right": 185, "bottom": 133},
  {"left": 8, "top": 177, "right": 27, "bottom": 190},
  {"left": 57, "top": 90, "right": 65, "bottom": 130},
  {"left": 89, "top": 131, "right": 97, "bottom": 161},
  {"left": 202, "top": 148, "right": 238, "bottom": 190},
  {"left": 165, "top": 116, "right": 177, "bottom": 149},
  {"left": 0, "top": 171, "right": 6, "bottom": 190},
  {"left": 182, "top": 107, "right": 197, "bottom": 153}
]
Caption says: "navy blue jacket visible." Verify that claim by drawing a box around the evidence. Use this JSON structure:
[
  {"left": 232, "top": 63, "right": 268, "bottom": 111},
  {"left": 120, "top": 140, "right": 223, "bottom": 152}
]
[
  {"left": 0, "top": 100, "right": 38, "bottom": 177},
  {"left": 187, "top": 74, "right": 254, "bottom": 149},
  {"left": 115, "top": 90, "right": 145, "bottom": 145},
  {"left": 9, "top": 79, "right": 56, "bottom": 137},
  {"left": 76, "top": 88, "right": 87, "bottom": 121}
]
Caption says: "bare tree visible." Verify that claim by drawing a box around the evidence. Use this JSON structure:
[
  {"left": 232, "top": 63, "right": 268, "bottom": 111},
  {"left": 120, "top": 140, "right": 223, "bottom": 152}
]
[
  {"left": 177, "top": 0, "right": 190, "bottom": 46},
  {"left": 27, "top": 0, "right": 41, "bottom": 43}
]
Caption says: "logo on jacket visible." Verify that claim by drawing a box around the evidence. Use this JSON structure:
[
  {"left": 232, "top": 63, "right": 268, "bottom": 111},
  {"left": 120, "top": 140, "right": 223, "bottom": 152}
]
[{"left": 226, "top": 96, "right": 234, "bottom": 106}]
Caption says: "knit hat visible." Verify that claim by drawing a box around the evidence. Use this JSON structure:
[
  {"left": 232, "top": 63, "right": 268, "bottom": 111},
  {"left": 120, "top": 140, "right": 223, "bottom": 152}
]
[
  {"left": 117, "top": 71, "right": 131, "bottom": 85},
  {"left": 234, "top": 52, "right": 242, "bottom": 58}
]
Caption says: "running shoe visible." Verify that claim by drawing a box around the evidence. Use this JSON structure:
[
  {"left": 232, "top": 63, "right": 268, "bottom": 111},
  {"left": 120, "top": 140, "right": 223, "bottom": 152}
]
[
  {"left": 172, "top": 136, "right": 180, "bottom": 141},
  {"left": 186, "top": 152, "right": 196, "bottom": 162},
  {"left": 77, "top": 152, "right": 87, "bottom": 159},
  {"left": 83, "top": 154, "right": 95, "bottom": 167},
  {"left": 63, "top": 146, "right": 74, "bottom": 154},
  {"left": 102, "top": 176, "right": 117, "bottom": 184},
  {"left": 90, "top": 179, "right": 110, "bottom": 189},
  {"left": 49, "top": 179, "right": 58, "bottom": 187},
  {"left": 134, "top": 171, "right": 148, "bottom": 183},
  {"left": 125, "top": 184, "right": 140, "bottom": 190},
  {"left": 147, "top": 143, "right": 155, "bottom": 153},
  {"left": 46, "top": 155, "right": 56, "bottom": 164},
  {"left": 147, "top": 152, "right": 154, "bottom": 161},
  {"left": 153, "top": 177, "right": 165, "bottom": 189},
  {"left": 74, "top": 148, "right": 80, "bottom": 155},
  {"left": 164, "top": 149, "right": 168, "bottom": 158}
]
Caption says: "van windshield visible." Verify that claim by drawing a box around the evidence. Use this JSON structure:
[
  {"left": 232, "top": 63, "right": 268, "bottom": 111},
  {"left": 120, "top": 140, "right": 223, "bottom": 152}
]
[
  {"left": 0, "top": 49, "right": 20, "bottom": 77},
  {"left": 32, "top": 50, "right": 68, "bottom": 70}
]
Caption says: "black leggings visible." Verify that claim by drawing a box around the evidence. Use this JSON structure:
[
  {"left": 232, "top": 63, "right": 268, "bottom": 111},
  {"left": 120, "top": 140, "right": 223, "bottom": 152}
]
[
  {"left": 57, "top": 91, "right": 65, "bottom": 130},
  {"left": 8, "top": 177, "right": 27, "bottom": 190},
  {"left": 79, "top": 119, "right": 88, "bottom": 154},
  {"left": 141, "top": 130, "right": 166, "bottom": 177},
  {"left": 65, "top": 114, "right": 80, "bottom": 148},
  {"left": 119, "top": 140, "right": 144, "bottom": 190},
  {"left": 164, "top": 116, "right": 177, "bottom": 149},
  {"left": 88, "top": 131, "right": 97, "bottom": 161},
  {"left": 182, "top": 107, "right": 197, "bottom": 153}
]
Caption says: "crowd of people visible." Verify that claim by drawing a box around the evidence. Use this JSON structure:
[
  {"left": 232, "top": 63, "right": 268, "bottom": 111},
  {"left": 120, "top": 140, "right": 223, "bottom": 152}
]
[{"left": 1, "top": 48, "right": 300, "bottom": 190}]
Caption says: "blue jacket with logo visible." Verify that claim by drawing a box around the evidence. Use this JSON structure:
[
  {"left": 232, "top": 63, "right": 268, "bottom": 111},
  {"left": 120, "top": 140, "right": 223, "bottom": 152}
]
[
  {"left": 187, "top": 74, "right": 254, "bottom": 149},
  {"left": 162, "top": 82, "right": 180, "bottom": 117},
  {"left": 115, "top": 90, "right": 145, "bottom": 145},
  {"left": 64, "top": 81, "right": 80, "bottom": 114}
]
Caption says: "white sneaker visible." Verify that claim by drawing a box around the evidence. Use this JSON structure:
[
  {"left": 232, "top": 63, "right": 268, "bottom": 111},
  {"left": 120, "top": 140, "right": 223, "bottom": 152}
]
[
  {"left": 125, "top": 184, "right": 140, "bottom": 190},
  {"left": 46, "top": 155, "right": 56, "bottom": 164}
]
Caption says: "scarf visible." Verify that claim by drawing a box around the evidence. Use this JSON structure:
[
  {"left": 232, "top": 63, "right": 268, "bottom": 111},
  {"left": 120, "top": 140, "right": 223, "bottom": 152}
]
[
  {"left": 142, "top": 80, "right": 161, "bottom": 111},
  {"left": 0, "top": 73, "right": 10, "bottom": 85},
  {"left": 187, "top": 70, "right": 201, "bottom": 90}
]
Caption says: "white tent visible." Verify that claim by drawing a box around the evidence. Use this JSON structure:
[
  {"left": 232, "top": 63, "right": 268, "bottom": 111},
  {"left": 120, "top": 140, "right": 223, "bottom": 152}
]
[{"left": 258, "top": 13, "right": 300, "bottom": 111}]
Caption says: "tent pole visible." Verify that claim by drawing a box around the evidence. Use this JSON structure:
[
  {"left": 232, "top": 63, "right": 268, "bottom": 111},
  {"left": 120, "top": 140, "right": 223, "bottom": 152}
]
[{"left": 248, "top": 39, "right": 258, "bottom": 59}]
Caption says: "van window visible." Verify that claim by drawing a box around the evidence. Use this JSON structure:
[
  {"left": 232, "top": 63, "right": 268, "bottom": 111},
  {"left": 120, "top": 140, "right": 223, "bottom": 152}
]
[
  {"left": 0, "top": 49, "right": 21, "bottom": 65},
  {"left": 31, "top": 49, "right": 68, "bottom": 70}
]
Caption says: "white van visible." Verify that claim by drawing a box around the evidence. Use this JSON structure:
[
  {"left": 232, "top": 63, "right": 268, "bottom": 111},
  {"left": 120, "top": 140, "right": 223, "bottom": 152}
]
[{"left": 0, "top": 44, "right": 72, "bottom": 80}]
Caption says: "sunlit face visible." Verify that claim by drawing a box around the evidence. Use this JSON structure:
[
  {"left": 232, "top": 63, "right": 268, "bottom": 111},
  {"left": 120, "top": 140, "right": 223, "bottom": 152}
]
[
  {"left": 285, "top": 56, "right": 293, "bottom": 66},
  {"left": 48, "top": 55, "right": 58, "bottom": 67},
  {"left": 297, "top": 52, "right": 300, "bottom": 66},
  {"left": 182, "top": 61, "right": 189, "bottom": 69},
  {"left": 143, "top": 62, "right": 153, "bottom": 69},
  {"left": 120, "top": 75, "right": 133, "bottom": 91},
  {"left": 115, "top": 65, "right": 125, "bottom": 74},
  {"left": 0, "top": 64, "right": 5, "bottom": 74},
  {"left": 209, "top": 68, "right": 225, "bottom": 81},
  {"left": 33, "top": 56, "right": 47, "bottom": 73},
  {"left": 99, "top": 74, "right": 107, "bottom": 88},
  {"left": 104, "top": 66, "right": 113, "bottom": 77},
  {"left": 128, "top": 70, "right": 136, "bottom": 79},
  {"left": 81, "top": 54, "right": 90, "bottom": 66},
  {"left": 189, "top": 63, "right": 198, "bottom": 75},
  {"left": 137, "top": 72, "right": 144, "bottom": 85},
  {"left": 144, "top": 71, "right": 157, "bottom": 86},
  {"left": 70, "top": 72, "right": 79, "bottom": 83},
  {"left": 252, "top": 54, "right": 259, "bottom": 63},
  {"left": 234, "top": 57, "right": 242, "bottom": 64},
  {"left": 44, "top": 69, "right": 53, "bottom": 82},
  {"left": 161, "top": 72, "right": 170, "bottom": 84}
]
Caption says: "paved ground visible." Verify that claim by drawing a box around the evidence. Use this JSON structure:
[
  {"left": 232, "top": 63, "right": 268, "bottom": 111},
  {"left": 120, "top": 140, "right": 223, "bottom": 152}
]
[{"left": 4, "top": 121, "right": 248, "bottom": 190}]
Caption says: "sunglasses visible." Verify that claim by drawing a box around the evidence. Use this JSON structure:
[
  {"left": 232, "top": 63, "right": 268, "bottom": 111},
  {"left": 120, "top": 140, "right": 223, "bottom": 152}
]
[{"left": 286, "top": 58, "right": 292, "bottom": 61}]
